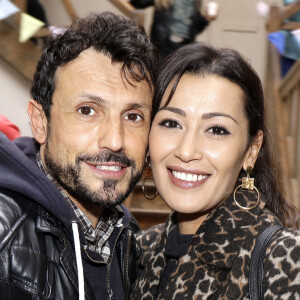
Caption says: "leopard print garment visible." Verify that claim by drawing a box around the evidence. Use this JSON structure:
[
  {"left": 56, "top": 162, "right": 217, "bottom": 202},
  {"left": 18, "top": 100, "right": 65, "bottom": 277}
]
[{"left": 131, "top": 190, "right": 300, "bottom": 299}]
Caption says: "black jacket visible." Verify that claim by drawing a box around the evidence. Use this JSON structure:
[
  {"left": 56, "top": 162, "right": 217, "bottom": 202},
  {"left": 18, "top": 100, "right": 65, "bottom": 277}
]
[
  {"left": 130, "top": 0, "right": 209, "bottom": 58},
  {"left": 0, "top": 134, "right": 139, "bottom": 300}
]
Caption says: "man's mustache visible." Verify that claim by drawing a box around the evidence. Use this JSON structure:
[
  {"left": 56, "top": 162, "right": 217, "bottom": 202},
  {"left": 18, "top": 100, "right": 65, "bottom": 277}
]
[{"left": 76, "top": 151, "right": 136, "bottom": 168}]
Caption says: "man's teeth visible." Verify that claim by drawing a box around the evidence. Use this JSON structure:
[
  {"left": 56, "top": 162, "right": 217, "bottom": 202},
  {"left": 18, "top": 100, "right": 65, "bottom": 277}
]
[
  {"left": 96, "top": 165, "right": 122, "bottom": 171},
  {"left": 172, "top": 171, "right": 208, "bottom": 182}
]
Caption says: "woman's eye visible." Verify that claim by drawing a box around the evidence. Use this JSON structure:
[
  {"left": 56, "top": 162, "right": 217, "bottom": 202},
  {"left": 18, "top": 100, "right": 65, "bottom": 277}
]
[
  {"left": 78, "top": 106, "right": 96, "bottom": 116},
  {"left": 124, "top": 113, "right": 143, "bottom": 122},
  {"left": 207, "top": 125, "right": 230, "bottom": 135},
  {"left": 158, "top": 119, "right": 181, "bottom": 129}
]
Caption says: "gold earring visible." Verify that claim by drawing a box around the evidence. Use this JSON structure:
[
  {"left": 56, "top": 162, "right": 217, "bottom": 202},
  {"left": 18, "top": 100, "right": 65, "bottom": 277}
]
[
  {"left": 233, "top": 166, "right": 260, "bottom": 210},
  {"left": 142, "top": 177, "right": 158, "bottom": 200},
  {"left": 142, "top": 156, "right": 158, "bottom": 200}
]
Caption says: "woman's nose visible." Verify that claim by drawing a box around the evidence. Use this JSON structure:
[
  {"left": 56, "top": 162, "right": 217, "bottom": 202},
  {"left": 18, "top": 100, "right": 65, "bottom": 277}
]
[{"left": 174, "top": 131, "right": 203, "bottom": 162}]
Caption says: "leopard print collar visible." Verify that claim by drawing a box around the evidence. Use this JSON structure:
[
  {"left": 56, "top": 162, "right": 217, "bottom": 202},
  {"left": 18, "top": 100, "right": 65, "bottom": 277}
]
[{"left": 131, "top": 187, "right": 278, "bottom": 300}]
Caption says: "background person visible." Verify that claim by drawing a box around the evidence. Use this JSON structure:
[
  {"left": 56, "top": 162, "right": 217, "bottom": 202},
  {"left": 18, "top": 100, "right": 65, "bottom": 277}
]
[
  {"left": 110, "top": 0, "right": 218, "bottom": 59},
  {"left": 280, "top": 0, "right": 300, "bottom": 75},
  {"left": 0, "top": 11, "right": 157, "bottom": 299},
  {"left": 0, "top": 114, "right": 21, "bottom": 140},
  {"left": 267, "top": 0, "right": 300, "bottom": 76},
  {"left": 131, "top": 42, "right": 300, "bottom": 299}
]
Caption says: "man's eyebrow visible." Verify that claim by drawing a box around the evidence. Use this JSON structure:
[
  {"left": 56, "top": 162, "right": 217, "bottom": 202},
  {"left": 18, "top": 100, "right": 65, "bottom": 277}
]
[
  {"left": 201, "top": 112, "right": 238, "bottom": 124},
  {"left": 127, "top": 103, "right": 151, "bottom": 110},
  {"left": 158, "top": 106, "right": 186, "bottom": 116},
  {"left": 78, "top": 93, "right": 107, "bottom": 105},
  {"left": 78, "top": 93, "right": 151, "bottom": 110}
]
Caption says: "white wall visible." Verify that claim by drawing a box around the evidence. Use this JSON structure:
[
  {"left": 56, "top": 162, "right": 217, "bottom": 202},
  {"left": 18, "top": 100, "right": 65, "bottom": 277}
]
[
  {"left": 0, "top": 58, "right": 32, "bottom": 137},
  {"left": 40, "top": 0, "right": 153, "bottom": 34},
  {"left": 40, "top": 0, "right": 118, "bottom": 26}
]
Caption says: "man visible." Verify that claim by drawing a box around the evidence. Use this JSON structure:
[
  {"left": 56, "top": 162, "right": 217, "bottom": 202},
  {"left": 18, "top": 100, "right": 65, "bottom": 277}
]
[{"left": 0, "top": 12, "right": 157, "bottom": 299}]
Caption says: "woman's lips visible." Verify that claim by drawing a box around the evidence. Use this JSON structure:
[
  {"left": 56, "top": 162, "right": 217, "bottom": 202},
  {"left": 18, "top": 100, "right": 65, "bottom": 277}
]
[{"left": 167, "top": 168, "right": 210, "bottom": 188}]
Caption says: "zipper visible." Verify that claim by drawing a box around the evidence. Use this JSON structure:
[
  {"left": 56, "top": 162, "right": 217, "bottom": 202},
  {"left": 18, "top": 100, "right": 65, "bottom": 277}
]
[
  {"left": 108, "top": 288, "right": 114, "bottom": 300},
  {"left": 60, "top": 237, "right": 66, "bottom": 247},
  {"left": 83, "top": 245, "right": 106, "bottom": 264},
  {"left": 106, "top": 227, "right": 124, "bottom": 300},
  {"left": 82, "top": 226, "right": 131, "bottom": 299},
  {"left": 124, "top": 230, "right": 132, "bottom": 300}
]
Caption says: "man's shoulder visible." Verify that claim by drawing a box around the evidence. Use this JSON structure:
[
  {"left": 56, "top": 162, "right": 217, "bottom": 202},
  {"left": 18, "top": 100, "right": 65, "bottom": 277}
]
[{"left": 0, "top": 189, "right": 37, "bottom": 237}]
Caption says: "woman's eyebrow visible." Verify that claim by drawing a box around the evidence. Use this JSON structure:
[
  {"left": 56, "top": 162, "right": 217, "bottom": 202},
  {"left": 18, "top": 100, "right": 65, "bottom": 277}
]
[
  {"left": 158, "top": 107, "right": 238, "bottom": 124},
  {"left": 158, "top": 106, "right": 186, "bottom": 116},
  {"left": 201, "top": 112, "right": 238, "bottom": 124}
]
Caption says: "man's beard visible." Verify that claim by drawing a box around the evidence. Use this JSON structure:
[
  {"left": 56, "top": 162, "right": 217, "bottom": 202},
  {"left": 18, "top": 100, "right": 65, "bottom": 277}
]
[{"left": 43, "top": 146, "right": 143, "bottom": 208}]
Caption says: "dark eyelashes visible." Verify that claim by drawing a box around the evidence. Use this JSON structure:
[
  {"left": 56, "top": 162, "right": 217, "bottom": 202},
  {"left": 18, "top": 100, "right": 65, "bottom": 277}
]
[
  {"left": 208, "top": 125, "right": 230, "bottom": 135},
  {"left": 158, "top": 118, "right": 180, "bottom": 128},
  {"left": 157, "top": 119, "right": 231, "bottom": 135},
  {"left": 158, "top": 118, "right": 172, "bottom": 126}
]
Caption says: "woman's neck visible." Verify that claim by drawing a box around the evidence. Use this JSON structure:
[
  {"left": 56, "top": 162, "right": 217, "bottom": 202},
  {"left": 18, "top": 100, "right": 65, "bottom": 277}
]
[{"left": 177, "top": 212, "right": 208, "bottom": 234}]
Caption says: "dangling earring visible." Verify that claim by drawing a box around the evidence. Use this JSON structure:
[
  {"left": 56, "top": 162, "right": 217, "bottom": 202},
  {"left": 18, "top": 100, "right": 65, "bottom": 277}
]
[
  {"left": 233, "top": 166, "right": 260, "bottom": 210},
  {"left": 142, "top": 156, "right": 158, "bottom": 200}
]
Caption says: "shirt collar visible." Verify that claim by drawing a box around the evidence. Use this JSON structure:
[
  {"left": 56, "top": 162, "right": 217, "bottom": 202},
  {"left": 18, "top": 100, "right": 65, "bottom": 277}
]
[{"left": 36, "top": 152, "right": 124, "bottom": 261}]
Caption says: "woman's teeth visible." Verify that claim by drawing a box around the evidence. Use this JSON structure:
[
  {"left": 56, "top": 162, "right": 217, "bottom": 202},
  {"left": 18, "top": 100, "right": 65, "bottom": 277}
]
[
  {"left": 172, "top": 171, "right": 208, "bottom": 182},
  {"left": 96, "top": 165, "right": 122, "bottom": 171}
]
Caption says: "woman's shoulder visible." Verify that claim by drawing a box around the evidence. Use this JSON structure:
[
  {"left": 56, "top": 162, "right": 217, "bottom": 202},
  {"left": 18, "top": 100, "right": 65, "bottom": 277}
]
[
  {"left": 267, "top": 227, "right": 300, "bottom": 257},
  {"left": 263, "top": 227, "right": 300, "bottom": 297},
  {"left": 259, "top": 208, "right": 300, "bottom": 264},
  {"left": 258, "top": 208, "right": 300, "bottom": 246}
]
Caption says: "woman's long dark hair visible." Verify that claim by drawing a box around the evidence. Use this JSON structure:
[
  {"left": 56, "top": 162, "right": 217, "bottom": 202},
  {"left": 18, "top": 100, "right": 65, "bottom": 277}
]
[{"left": 152, "top": 42, "right": 298, "bottom": 228}]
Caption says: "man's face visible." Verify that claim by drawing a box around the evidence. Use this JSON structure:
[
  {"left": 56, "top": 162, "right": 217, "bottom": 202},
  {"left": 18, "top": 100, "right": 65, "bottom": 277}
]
[{"left": 39, "top": 49, "right": 152, "bottom": 208}]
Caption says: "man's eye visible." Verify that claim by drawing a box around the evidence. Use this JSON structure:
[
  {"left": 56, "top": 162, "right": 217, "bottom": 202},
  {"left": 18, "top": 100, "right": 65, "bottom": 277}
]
[
  {"left": 78, "top": 106, "right": 96, "bottom": 116},
  {"left": 158, "top": 119, "right": 181, "bottom": 129},
  {"left": 124, "top": 113, "right": 143, "bottom": 122},
  {"left": 207, "top": 125, "right": 230, "bottom": 135}
]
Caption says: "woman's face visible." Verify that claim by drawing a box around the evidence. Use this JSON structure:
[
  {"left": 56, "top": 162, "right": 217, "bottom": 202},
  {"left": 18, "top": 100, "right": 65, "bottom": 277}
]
[{"left": 149, "top": 74, "right": 262, "bottom": 219}]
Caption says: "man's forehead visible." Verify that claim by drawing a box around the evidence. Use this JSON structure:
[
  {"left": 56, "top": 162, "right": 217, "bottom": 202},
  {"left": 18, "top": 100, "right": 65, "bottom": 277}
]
[{"left": 52, "top": 49, "right": 152, "bottom": 107}]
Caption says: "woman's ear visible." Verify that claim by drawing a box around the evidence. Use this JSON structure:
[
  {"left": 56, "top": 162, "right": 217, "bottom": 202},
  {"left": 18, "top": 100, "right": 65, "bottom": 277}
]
[
  {"left": 27, "top": 100, "right": 48, "bottom": 144},
  {"left": 243, "top": 130, "right": 263, "bottom": 171}
]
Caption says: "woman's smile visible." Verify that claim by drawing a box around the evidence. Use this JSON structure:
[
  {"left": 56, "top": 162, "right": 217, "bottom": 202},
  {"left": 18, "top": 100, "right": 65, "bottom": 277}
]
[
  {"left": 150, "top": 74, "right": 253, "bottom": 218},
  {"left": 167, "top": 166, "right": 210, "bottom": 188}
]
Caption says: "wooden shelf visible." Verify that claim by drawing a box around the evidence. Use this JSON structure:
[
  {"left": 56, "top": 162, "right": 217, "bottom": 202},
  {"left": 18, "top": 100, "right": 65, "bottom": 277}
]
[{"left": 0, "top": 20, "right": 42, "bottom": 81}]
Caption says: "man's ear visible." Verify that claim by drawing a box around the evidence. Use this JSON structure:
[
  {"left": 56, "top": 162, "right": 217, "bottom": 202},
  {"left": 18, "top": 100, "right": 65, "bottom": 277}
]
[
  {"left": 243, "top": 130, "right": 264, "bottom": 171},
  {"left": 27, "top": 100, "right": 48, "bottom": 144}
]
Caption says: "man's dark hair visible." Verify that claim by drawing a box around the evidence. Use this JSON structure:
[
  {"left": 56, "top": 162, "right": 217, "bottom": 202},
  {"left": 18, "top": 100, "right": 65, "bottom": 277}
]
[{"left": 31, "top": 11, "right": 158, "bottom": 119}]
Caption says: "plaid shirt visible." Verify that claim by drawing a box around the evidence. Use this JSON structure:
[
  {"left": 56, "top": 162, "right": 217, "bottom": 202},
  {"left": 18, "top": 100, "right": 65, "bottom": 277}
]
[{"left": 36, "top": 153, "right": 124, "bottom": 262}]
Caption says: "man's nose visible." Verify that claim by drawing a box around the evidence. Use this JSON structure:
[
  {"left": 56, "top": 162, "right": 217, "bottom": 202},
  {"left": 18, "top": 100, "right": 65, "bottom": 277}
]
[{"left": 97, "top": 118, "right": 125, "bottom": 152}]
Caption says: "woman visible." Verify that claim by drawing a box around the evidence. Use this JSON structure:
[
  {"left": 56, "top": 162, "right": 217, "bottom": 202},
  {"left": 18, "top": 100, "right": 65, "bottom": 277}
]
[{"left": 131, "top": 43, "right": 300, "bottom": 299}]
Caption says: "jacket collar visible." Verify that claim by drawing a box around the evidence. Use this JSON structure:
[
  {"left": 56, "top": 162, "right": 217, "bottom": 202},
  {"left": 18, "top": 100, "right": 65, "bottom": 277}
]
[
  {"left": 158, "top": 185, "right": 267, "bottom": 272},
  {"left": 134, "top": 182, "right": 280, "bottom": 299}
]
